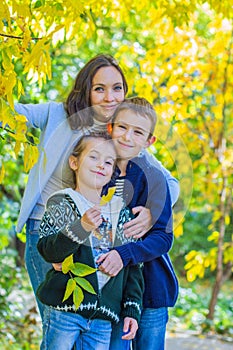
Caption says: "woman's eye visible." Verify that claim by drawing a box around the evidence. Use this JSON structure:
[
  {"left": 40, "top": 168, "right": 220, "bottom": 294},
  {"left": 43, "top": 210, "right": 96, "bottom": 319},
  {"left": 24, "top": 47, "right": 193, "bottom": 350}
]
[
  {"left": 94, "top": 87, "right": 104, "bottom": 92},
  {"left": 114, "top": 85, "right": 123, "bottom": 91}
]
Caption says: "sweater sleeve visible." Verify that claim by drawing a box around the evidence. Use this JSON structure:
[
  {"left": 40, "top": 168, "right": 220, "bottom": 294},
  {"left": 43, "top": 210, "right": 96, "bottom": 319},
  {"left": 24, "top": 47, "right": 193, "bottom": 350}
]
[
  {"left": 142, "top": 150, "right": 180, "bottom": 206},
  {"left": 114, "top": 170, "right": 174, "bottom": 266},
  {"left": 37, "top": 194, "right": 91, "bottom": 263},
  {"left": 121, "top": 263, "right": 144, "bottom": 323},
  {"left": 14, "top": 102, "right": 56, "bottom": 130}
]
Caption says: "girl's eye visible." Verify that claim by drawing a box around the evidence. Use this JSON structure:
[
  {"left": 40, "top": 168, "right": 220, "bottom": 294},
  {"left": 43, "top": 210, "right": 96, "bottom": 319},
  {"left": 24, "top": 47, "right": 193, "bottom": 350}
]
[
  {"left": 105, "top": 161, "right": 114, "bottom": 166},
  {"left": 90, "top": 155, "right": 97, "bottom": 160}
]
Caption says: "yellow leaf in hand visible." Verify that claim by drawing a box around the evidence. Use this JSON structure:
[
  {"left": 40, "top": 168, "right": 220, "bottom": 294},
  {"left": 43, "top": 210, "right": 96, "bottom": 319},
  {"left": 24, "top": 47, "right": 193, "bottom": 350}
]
[{"left": 100, "top": 187, "right": 116, "bottom": 206}]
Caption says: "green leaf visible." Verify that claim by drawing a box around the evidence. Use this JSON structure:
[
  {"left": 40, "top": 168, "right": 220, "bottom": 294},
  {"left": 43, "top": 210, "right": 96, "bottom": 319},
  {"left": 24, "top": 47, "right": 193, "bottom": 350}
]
[
  {"left": 74, "top": 277, "right": 96, "bottom": 295},
  {"left": 70, "top": 262, "right": 96, "bottom": 277},
  {"left": 62, "top": 278, "right": 76, "bottom": 302},
  {"left": 62, "top": 254, "right": 74, "bottom": 274},
  {"left": 73, "top": 285, "right": 84, "bottom": 309}
]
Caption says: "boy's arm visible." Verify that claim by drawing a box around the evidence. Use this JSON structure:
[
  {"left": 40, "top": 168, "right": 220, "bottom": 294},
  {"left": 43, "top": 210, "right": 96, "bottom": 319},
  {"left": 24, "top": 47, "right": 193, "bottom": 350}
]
[
  {"left": 37, "top": 195, "right": 91, "bottom": 263},
  {"left": 98, "top": 174, "right": 173, "bottom": 274},
  {"left": 115, "top": 178, "right": 173, "bottom": 266}
]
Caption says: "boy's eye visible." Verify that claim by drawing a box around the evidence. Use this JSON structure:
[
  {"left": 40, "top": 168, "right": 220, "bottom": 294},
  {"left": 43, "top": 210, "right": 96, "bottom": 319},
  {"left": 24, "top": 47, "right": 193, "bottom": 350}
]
[
  {"left": 135, "top": 130, "right": 144, "bottom": 136},
  {"left": 116, "top": 124, "right": 127, "bottom": 130}
]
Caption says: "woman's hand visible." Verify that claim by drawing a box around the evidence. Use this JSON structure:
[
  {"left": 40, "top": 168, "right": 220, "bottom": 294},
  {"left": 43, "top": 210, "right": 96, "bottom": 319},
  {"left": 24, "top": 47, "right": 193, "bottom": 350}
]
[{"left": 123, "top": 206, "right": 152, "bottom": 239}]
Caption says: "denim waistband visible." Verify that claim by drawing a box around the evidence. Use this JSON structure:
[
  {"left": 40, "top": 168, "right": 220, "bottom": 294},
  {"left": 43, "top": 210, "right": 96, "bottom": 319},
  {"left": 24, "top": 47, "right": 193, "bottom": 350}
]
[{"left": 26, "top": 218, "right": 41, "bottom": 231}]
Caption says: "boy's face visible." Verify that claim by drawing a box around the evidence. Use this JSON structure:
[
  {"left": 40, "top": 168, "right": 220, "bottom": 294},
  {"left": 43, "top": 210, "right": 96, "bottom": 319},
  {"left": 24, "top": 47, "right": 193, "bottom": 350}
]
[{"left": 111, "top": 109, "right": 154, "bottom": 160}]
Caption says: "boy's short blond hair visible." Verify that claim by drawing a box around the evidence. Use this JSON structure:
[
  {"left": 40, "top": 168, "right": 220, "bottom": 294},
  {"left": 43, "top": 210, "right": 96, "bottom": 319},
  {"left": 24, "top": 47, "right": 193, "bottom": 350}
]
[{"left": 112, "top": 97, "right": 157, "bottom": 136}]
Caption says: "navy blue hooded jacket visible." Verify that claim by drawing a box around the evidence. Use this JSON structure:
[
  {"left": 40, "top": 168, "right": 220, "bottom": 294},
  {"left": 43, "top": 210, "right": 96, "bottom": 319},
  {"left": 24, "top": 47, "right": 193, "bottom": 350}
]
[{"left": 107, "top": 153, "right": 179, "bottom": 308}]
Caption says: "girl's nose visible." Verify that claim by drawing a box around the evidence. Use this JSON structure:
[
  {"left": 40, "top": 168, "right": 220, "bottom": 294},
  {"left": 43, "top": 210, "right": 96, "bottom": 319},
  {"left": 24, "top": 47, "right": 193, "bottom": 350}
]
[{"left": 97, "top": 162, "right": 104, "bottom": 169}]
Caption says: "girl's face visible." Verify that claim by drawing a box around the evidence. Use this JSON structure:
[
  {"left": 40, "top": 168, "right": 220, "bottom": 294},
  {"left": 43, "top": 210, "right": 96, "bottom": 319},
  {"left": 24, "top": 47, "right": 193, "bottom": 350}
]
[
  {"left": 71, "top": 138, "right": 116, "bottom": 192},
  {"left": 90, "top": 66, "right": 125, "bottom": 123}
]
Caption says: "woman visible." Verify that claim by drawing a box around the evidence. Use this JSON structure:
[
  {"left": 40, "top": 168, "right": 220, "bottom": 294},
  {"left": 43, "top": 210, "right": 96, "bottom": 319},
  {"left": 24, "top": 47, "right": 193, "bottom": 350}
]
[{"left": 14, "top": 54, "right": 179, "bottom": 329}]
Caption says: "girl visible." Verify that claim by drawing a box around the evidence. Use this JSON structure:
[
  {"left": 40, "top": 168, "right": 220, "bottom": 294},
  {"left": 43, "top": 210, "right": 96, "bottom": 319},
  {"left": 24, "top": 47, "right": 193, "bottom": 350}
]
[{"left": 37, "top": 133, "right": 143, "bottom": 350}]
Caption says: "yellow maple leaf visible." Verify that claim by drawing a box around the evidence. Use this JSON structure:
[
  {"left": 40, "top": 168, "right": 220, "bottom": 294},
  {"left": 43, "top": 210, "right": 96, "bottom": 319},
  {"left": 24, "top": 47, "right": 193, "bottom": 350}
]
[{"left": 99, "top": 187, "right": 116, "bottom": 206}]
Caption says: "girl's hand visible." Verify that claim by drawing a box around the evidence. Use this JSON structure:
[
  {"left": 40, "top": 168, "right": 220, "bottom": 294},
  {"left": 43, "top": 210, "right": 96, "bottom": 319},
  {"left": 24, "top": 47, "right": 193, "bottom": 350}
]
[
  {"left": 81, "top": 206, "right": 102, "bottom": 232},
  {"left": 123, "top": 206, "right": 152, "bottom": 239},
  {"left": 52, "top": 263, "right": 62, "bottom": 271},
  {"left": 122, "top": 317, "right": 138, "bottom": 340}
]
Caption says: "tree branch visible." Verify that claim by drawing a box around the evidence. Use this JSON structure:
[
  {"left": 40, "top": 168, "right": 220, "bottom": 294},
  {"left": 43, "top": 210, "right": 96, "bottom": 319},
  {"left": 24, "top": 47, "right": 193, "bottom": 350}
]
[{"left": 0, "top": 33, "right": 41, "bottom": 40}]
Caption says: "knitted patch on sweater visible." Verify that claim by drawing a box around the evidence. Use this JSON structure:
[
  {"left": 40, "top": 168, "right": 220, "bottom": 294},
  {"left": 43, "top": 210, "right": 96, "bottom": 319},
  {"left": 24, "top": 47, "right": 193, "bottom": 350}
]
[
  {"left": 39, "top": 195, "right": 81, "bottom": 238},
  {"left": 51, "top": 301, "right": 120, "bottom": 323}
]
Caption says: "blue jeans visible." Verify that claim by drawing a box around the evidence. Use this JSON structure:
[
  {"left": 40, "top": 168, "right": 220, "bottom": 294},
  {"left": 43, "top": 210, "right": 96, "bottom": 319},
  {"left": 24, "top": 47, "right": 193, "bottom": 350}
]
[
  {"left": 109, "top": 320, "right": 130, "bottom": 350},
  {"left": 24, "top": 219, "right": 51, "bottom": 326},
  {"left": 41, "top": 308, "right": 112, "bottom": 350},
  {"left": 132, "top": 308, "right": 168, "bottom": 350}
]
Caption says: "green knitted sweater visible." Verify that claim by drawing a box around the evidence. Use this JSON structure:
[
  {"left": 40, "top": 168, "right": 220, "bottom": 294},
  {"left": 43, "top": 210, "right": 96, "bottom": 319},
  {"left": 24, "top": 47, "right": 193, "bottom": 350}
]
[{"left": 36, "top": 189, "right": 144, "bottom": 324}]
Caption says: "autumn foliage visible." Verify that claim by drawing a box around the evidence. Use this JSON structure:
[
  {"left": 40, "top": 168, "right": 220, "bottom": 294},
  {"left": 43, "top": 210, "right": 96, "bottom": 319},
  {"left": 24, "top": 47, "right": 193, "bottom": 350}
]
[{"left": 0, "top": 0, "right": 232, "bottom": 321}]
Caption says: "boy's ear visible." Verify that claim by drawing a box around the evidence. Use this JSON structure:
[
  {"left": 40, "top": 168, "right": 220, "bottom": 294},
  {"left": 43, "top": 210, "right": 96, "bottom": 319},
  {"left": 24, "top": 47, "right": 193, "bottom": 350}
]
[
  {"left": 69, "top": 155, "right": 78, "bottom": 171},
  {"left": 107, "top": 123, "right": 113, "bottom": 135},
  {"left": 146, "top": 135, "right": 156, "bottom": 147}
]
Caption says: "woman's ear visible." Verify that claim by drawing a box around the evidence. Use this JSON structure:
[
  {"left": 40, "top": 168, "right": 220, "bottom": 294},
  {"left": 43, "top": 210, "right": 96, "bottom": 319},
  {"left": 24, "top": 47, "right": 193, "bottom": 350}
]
[{"left": 69, "top": 155, "right": 78, "bottom": 171}]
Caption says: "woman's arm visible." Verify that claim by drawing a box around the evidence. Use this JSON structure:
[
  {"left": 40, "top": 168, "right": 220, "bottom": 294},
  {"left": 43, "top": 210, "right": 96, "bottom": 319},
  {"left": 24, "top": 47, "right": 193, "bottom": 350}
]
[
  {"left": 143, "top": 150, "right": 180, "bottom": 206},
  {"left": 14, "top": 102, "right": 63, "bottom": 130}
]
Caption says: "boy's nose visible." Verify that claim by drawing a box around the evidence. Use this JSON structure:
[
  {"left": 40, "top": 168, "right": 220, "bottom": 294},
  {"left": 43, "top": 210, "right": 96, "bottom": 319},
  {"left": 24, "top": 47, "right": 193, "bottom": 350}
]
[{"left": 123, "top": 129, "right": 132, "bottom": 141}]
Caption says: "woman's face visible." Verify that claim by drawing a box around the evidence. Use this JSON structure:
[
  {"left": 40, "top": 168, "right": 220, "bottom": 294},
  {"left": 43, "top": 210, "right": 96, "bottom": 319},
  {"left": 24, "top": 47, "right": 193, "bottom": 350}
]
[{"left": 90, "top": 66, "right": 125, "bottom": 122}]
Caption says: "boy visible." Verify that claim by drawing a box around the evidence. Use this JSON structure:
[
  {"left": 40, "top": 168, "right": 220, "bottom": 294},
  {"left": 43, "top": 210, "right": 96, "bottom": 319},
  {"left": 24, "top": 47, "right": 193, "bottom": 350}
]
[{"left": 98, "top": 97, "right": 179, "bottom": 350}]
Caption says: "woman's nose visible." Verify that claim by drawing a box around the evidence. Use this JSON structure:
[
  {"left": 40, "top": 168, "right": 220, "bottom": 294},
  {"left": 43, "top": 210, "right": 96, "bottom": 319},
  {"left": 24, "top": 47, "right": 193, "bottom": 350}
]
[{"left": 104, "top": 90, "right": 114, "bottom": 102}]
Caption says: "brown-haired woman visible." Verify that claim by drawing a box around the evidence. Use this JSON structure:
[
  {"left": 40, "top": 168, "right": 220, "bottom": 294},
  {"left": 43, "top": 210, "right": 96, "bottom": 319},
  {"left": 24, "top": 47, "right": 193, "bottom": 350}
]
[{"left": 14, "top": 54, "right": 179, "bottom": 345}]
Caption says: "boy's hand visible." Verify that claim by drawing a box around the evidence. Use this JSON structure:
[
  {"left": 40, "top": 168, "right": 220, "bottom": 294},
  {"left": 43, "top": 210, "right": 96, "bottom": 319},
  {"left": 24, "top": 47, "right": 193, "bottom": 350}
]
[
  {"left": 122, "top": 317, "right": 138, "bottom": 340},
  {"left": 124, "top": 206, "right": 152, "bottom": 239},
  {"left": 96, "top": 250, "right": 123, "bottom": 276},
  {"left": 81, "top": 206, "right": 102, "bottom": 232}
]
